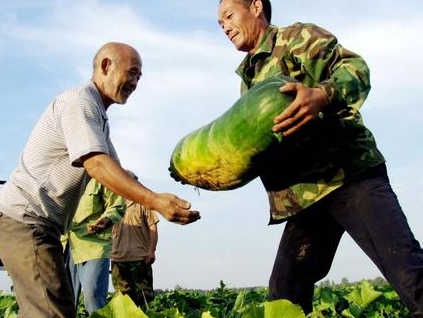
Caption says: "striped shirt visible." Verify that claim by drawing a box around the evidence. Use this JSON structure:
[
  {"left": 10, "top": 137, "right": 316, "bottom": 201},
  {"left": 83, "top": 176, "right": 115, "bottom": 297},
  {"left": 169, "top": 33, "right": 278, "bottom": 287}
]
[{"left": 0, "top": 81, "right": 119, "bottom": 234}]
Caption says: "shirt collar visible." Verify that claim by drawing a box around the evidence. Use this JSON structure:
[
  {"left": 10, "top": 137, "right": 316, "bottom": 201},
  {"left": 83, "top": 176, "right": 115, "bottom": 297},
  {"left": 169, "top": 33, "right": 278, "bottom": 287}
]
[
  {"left": 235, "top": 25, "right": 279, "bottom": 77},
  {"left": 87, "top": 81, "right": 108, "bottom": 121}
]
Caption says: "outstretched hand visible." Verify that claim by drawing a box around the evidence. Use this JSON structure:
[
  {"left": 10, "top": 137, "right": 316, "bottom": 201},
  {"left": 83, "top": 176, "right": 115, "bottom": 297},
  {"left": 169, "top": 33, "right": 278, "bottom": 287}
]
[
  {"left": 154, "top": 193, "right": 200, "bottom": 225},
  {"left": 87, "top": 217, "right": 112, "bottom": 234},
  {"left": 272, "top": 82, "right": 329, "bottom": 136}
]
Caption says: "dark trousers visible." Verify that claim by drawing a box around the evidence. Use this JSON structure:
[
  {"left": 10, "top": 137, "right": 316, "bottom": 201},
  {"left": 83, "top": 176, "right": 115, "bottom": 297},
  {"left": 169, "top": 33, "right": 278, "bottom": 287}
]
[
  {"left": 0, "top": 214, "right": 76, "bottom": 318},
  {"left": 111, "top": 260, "right": 154, "bottom": 309},
  {"left": 268, "top": 164, "right": 423, "bottom": 317}
]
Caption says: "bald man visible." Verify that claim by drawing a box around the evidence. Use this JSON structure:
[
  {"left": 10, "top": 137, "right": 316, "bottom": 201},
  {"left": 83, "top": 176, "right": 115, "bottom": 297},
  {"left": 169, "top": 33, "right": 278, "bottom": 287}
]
[{"left": 0, "top": 42, "right": 200, "bottom": 318}]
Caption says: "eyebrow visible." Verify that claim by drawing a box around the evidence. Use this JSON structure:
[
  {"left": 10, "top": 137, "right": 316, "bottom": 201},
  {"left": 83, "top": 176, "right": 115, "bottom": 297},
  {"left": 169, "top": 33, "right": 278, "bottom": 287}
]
[
  {"left": 128, "top": 67, "right": 142, "bottom": 75},
  {"left": 217, "top": 9, "right": 228, "bottom": 24}
]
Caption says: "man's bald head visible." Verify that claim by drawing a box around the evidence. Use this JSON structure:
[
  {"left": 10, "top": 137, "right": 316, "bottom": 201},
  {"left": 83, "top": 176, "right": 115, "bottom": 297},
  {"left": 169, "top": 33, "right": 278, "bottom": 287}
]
[
  {"left": 93, "top": 42, "right": 140, "bottom": 73},
  {"left": 92, "top": 42, "right": 142, "bottom": 108}
]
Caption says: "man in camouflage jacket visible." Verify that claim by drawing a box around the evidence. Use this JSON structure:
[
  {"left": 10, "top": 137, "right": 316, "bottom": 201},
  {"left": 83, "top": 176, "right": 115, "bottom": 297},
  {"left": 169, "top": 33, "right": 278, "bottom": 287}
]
[{"left": 218, "top": 0, "right": 423, "bottom": 316}]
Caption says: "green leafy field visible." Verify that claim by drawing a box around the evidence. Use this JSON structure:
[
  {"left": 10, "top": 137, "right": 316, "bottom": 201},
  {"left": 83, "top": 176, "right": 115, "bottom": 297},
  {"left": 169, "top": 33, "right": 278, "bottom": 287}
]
[{"left": 0, "top": 280, "right": 409, "bottom": 318}]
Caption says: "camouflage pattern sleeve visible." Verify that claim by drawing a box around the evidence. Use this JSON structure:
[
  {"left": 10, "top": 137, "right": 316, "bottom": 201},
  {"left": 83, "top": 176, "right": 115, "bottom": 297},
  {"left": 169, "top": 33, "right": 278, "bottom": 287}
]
[{"left": 285, "top": 23, "right": 371, "bottom": 116}]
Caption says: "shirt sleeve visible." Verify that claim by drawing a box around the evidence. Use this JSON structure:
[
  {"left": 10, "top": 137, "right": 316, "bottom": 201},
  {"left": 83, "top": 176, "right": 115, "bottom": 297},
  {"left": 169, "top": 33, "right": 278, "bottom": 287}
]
[
  {"left": 286, "top": 23, "right": 371, "bottom": 116},
  {"left": 145, "top": 209, "right": 159, "bottom": 227},
  {"left": 107, "top": 135, "right": 120, "bottom": 163},
  {"left": 100, "top": 185, "right": 126, "bottom": 224},
  {"left": 60, "top": 97, "right": 111, "bottom": 167}
]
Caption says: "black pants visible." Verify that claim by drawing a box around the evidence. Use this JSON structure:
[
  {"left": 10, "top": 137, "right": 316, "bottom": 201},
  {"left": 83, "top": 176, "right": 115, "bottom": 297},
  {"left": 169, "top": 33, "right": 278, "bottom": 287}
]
[{"left": 268, "top": 165, "right": 423, "bottom": 317}]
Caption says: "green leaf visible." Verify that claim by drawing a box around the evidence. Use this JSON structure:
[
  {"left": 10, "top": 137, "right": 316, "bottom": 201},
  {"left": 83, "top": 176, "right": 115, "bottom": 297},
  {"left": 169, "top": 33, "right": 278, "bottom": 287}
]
[
  {"left": 347, "top": 304, "right": 363, "bottom": 318},
  {"left": 0, "top": 295, "right": 18, "bottom": 318},
  {"left": 365, "top": 311, "right": 384, "bottom": 318},
  {"left": 233, "top": 291, "right": 246, "bottom": 312},
  {"left": 146, "top": 307, "right": 185, "bottom": 318},
  {"left": 161, "top": 308, "right": 184, "bottom": 318},
  {"left": 306, "top": 310, "right": 326, "bottom": 318},
  {"left": 382, "top": 290, "right": 399, "bottom": 301},
  {"left": 319, "top": 288, "right": 339, "bottom": 305},
  {"left": 240, "top": 303, "right": 264, "bottom": 318},
  {"left": 0, "top": 295, "right": 17, "bottom": 310},
  {"left": 341, "top": 308, "right": 356, "bottom": 318},
  {"left": 313, "top": 287, "right": 340, "bottom": 315},
  {"left": 202, "top": 311, "right": 216, "bottom": 318},
  {"left": 264, "top": 299, "right": 306, "bottom": 318},
  {"left": 344, "top": 281, "right": 382, "bottom": 308},
  {"left": 4, "top": 307, "right": 18, "bottom": 318},
  {"left": 89, "top": 292, "right": 148, "bottom": 318}
]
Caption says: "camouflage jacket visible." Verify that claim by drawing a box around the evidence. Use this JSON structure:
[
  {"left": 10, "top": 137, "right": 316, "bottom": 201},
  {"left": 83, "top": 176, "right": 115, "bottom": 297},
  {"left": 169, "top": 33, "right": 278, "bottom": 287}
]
[{"left": 235, "top": 23, "right": 385, "bottom": 224}]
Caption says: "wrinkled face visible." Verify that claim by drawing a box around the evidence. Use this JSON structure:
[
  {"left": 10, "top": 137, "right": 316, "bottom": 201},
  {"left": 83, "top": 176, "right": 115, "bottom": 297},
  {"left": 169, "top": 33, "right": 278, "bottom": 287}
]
[
  {"left": 103, "top": 52, "right": 142, "bottom": 104},
  {"left": 218, "top": 0, "right": 261, "bottom": 53}
]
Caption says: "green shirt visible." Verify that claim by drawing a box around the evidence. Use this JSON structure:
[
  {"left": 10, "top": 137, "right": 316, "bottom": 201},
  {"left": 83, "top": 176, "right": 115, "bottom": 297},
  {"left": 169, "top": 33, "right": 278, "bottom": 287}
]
[
  {"left": 236, "top": 23, "right": 385, "bottom": 223},
  {"left": 66, "top": 178, "right": 126, "bottom": 264}
]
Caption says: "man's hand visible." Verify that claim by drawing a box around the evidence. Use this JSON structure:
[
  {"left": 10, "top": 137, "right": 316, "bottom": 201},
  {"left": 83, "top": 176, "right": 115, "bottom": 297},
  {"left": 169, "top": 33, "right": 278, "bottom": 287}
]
[
  {"left": 145, "top": 251, "right": 156, "bottom": 265},
  {"left": 272, "top": 82, "right": 329, "bottom": 136},
  {"left": 87, "top": 217, "right": 112, "bottom": 234},
  {"left": 153, "top": 193, "right": 200, "bottom": 225}
]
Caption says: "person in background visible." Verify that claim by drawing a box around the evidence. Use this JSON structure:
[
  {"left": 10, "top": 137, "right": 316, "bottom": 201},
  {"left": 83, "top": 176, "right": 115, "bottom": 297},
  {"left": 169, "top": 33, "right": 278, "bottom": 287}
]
[
  {"left": 65, "top": 178, "right": 125, "bottom": 314},
  {"left": 0, "top": 42, "right": 200, "bottom": 318},
  {"left": 217, "top": 0, "right": 423, "bottom": 316},
  {"left": 111, "top": 171, "right": 159, "bottom": 310}
]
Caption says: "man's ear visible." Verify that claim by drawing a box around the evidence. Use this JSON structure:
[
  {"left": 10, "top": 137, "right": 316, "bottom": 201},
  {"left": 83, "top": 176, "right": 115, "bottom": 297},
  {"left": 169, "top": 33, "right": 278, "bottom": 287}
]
[
  {"left": 100, "top": 58, "right": 111, "bottom": 75},
  {"left": 251, "top": 0, "right": 263, "bottom": 18}
]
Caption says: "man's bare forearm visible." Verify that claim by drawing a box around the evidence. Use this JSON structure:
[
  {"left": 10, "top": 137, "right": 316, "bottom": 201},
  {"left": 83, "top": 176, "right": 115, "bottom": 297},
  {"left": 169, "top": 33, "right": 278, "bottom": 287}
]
[
  {"left": 81, "top": 152, "right": 201, "bottom": 225},
  {"left": 82, "top": 153, "right": 156, "bottom": 209}
]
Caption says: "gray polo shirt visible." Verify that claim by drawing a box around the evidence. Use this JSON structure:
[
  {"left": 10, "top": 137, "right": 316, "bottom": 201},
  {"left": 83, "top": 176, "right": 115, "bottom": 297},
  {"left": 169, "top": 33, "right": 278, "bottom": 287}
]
[{"left": 0, "top": 81, "right": 119, "bottom": 234}]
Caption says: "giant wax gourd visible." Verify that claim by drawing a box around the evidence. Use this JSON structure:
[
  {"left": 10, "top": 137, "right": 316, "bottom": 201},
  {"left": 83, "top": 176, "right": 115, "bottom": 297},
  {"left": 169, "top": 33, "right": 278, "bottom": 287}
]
[{"left": 169, "top": 76, "right": 296, "bottom": 190}]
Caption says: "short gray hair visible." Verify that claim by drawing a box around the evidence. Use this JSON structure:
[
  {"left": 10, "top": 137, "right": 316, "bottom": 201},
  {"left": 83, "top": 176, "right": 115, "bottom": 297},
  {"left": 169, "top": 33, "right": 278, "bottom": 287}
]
[{"left": 219, "top": 0, "right": 272, "bottom": 23}]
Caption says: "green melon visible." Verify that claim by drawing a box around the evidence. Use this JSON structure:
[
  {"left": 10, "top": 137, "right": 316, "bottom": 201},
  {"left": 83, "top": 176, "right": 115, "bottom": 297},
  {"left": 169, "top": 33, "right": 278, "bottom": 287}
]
[{"left": 169, "top": 76, "right": 296, "bottom": 190}]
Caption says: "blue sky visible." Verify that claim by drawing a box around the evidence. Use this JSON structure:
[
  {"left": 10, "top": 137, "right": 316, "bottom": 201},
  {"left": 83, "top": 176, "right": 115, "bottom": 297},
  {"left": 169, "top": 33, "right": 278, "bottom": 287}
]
[{"left": 0, "top": 0, "right": 422, "bottom": 291}]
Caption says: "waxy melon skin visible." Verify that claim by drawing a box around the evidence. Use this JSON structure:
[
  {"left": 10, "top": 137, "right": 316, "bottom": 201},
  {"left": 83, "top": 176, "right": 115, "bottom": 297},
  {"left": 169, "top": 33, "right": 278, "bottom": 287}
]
[{"left": 169, "top": 76, "right": 296, "bottom": 190}]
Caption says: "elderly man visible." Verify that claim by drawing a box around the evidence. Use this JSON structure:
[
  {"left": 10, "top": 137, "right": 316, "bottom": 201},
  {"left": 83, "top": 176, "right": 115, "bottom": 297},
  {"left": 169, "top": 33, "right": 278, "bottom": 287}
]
[
  {"left": 217, "top": 0, "right": 423, "bottom": 316},
  {"left": 0, "top": 42, "right": 200, "bottom": 318}
]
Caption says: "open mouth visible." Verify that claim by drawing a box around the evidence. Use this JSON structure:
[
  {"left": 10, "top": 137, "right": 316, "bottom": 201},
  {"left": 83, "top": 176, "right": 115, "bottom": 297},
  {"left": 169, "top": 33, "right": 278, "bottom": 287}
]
[
  {"left": 230, "top": 32, "right": 239, "bottom": 42},
  {"left": 122, "top": 87, "right": 133, "bottom": 97}
]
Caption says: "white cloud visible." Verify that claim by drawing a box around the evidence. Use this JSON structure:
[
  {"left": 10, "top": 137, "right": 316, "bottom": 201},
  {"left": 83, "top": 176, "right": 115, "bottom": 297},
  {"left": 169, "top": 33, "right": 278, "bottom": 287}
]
[
  {"left": 270, "top": 1, "right": 423, "bottom": 111},
  {"left": 0, "top": 0, "right": 234, "bottom": 64},
  {"left": 339, "top": 18, "right": 423, "bottom": 109},
  {"left": 0, "top": 0, "right": 243, "bottom": 182}
]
